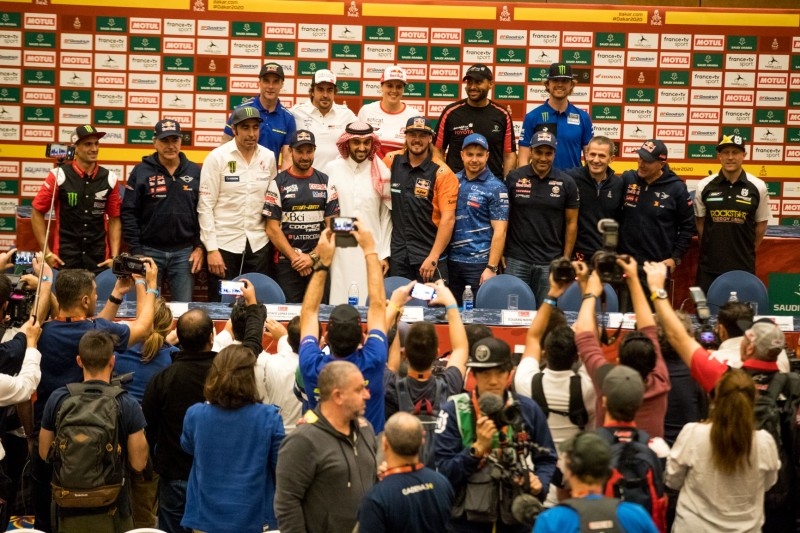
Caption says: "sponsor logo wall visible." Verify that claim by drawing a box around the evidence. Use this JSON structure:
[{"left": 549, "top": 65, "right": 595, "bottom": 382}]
[{"left": 0, "top": 4, "right": 799, "bottom": 229}]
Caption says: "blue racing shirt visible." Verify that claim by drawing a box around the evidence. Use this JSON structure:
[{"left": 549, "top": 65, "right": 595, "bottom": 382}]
[
  {"left": 223, "top": 96, "right": 296, "bottom": 163},
  {"left": 450, "top": 167, "right": 508, "bottom": 264},
  {"left": 520, "top": 100, "right": 593, "bottom": 171}
]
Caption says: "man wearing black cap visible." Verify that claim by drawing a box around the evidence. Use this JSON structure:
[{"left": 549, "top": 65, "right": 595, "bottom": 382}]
[
  {"left": 504, "top": 128, "right": 579, "bottom": 305},
  {"left": 221, "top": 62, "right": 296, "bottom": 168},
  {"left": 434, "top": 63, "right": 517, "bottom": 178},
  {"left": 296, "top": 220, "right": 389, "bottom": 433},
  {"left": 383, "top": 116, "right": 458, "bottom": 282},
  {"left": 434, "top": 336, "right": 557, "bottom": 533},
  {"left": 122, "top": 119, "right": 203, "bottom": 301},
  {"left": 519, "top": 62, "right": 594, "bottom": 171},
  {"left": 619, "top": 139, "right": 695, "bottom": 279},
  {"left": 693, "top": 134, "right": 771, "bottom": 292},
  {"left": 199, "top": 106, "right": 277, "bottom": 299},
  {"left": 263, "top": 129, "right": 339, "bottom": 303},
  {"left": 32, "top": 124, "right": 121, "bottom": 273}
]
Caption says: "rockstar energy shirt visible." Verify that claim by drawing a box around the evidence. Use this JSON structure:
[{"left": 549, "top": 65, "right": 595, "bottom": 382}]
[
  {"left": 262, "top": 168, "right": 339, "bottom": 255},
  {"left": 695, "top": 170, "right": 771, "bottom": 274}
]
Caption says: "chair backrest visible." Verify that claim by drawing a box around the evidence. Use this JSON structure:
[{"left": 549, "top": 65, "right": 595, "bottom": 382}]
[
  {"left": 94, "top": 268, "right": 118, "bottom": 303},
  {"left": 221, "top": 272, "right": 286, "bottom": 304},
  {"left": 474, "top": 274, "right": 537, "bottom": 310},
  {"left": 706, "top": 270, "right": 768, "bottom": 315},
  {"left": 557, "top": 282, "right": 619, "bottom": 313}
]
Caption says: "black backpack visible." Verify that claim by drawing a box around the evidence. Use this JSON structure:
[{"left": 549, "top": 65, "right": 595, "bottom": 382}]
[
  {"left": 530, "top": 370, "right": 589, "bottom": 430},
  {"left": 396, "top": 376, "right": 448, "bottom": 468},
  {"left": 597, "top": 427, "right": 667, "bottom": 533},
  {"left": 560, "top": 497, "right": 623, "bottom": 533},
  {"left": 49, "top": 383, "right": 126, "bottom": 509},
  {"left": 754, "top": 372, "right": 800, "bottom": 511}
]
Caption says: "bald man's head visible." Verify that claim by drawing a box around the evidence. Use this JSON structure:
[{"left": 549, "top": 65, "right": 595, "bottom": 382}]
[{"left": 384, "top": 412, "right": 423, "bottom": 457}]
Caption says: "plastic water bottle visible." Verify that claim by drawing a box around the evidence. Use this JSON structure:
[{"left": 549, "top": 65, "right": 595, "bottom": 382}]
[
  {"left": 728, "top": 291, "right": 739, "bottom": 303},
  {"left": 348, "top": 282, "right": 359, "bottom": 306},
  {"left": 462, "top": 285, "right": 474, "bottom": 323}
]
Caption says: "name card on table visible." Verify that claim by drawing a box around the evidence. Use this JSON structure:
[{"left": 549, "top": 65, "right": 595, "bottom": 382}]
[
  {"left": 400, "top": 306, "right": 425, "bottom": 323},
  {"left": 166, "top": 302, "right": 189, "bottom": 317},
  {"left": 501, "top": 309, "right": 536, "bottom": 326},
  {"left": 606, "top": 313, "right": 637, "bottom": 330},
  {"left": 266, "top": 304, "right": 302, "bottom": 321},
  {"left": 754, "top": 315, "right": 795, "bottom": 332}
]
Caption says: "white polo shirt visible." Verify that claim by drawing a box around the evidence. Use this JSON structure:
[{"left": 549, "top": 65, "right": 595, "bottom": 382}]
[{"left": 289, "top": 100, "right": 357, "bottom": 171}]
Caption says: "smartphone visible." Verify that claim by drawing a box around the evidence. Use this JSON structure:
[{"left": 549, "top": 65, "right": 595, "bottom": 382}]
[
  {"left": 410, "top": 283, "right": 436, "bottom": 301},
  {"left": 699, "top": 331, "right": 716, "bottom": 344},
  {"left": 219, "top": 280, "right": 245, "bottom": 296},
  {"left": 332, "top": 217, "right": 356, "bottom": 233},
  {"left": 45, "top": 143, "right": 75, "bottom": 161},
  {"left": 13, "top": 251, "right": 33, "bottom": 266}
]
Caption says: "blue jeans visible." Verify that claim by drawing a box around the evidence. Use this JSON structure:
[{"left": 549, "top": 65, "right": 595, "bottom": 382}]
[
  {"left": 142, "top": 245, "right": 194, "bottom": 302},
  {"left": 504, "top": 257, "right": 550, "bottom": 308},
  {"left": 158, "top": 478, "right": 191, "bottom": 533},
  {"left": 447, "top": 260, "right": 486, "bottom": 306}
]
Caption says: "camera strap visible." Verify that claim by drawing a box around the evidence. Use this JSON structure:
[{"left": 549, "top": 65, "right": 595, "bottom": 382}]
[{"left": 599, "top": 291, "right": 623, "bottom": 346}]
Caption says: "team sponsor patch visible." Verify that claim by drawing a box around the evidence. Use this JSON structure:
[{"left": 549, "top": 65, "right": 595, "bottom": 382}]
[
  {"left": 414, "top": 177, "right": 431, "bottom": 197},
  {"left": 227, "top": 160, "right": 236, "bottom": 173},
  {"left": 224, "top": 175, "right": 239, "bottom": 182}
]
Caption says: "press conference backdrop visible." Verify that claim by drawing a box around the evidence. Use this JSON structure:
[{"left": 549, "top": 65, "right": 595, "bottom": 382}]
[{"left": 0, "top": 1, "right": 800, "bottom": 247}]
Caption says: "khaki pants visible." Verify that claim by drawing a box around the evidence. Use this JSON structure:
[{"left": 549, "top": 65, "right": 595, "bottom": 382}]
[{"left": 128, "top": 463, "right": 159, "bottom": 528}]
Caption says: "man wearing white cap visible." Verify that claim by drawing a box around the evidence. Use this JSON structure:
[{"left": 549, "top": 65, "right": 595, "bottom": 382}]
[
  {"left": 290, "top": 69, "right": 357, "bottom": 170},
  {"left": 358, "top": 65, "right": 419, "bottom": 158}
]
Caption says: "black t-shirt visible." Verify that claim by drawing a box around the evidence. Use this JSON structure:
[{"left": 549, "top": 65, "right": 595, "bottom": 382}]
[
  {"left": 383, "top": 366, "right": 463, "bottom": 419},
  {"left": 505, "top": 166, "right": 580, "bottom": 263}
]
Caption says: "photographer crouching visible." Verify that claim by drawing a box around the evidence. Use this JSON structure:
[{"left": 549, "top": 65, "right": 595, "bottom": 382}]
[{"left": 434, "top": 337, "right": 557, "bottom": 532}]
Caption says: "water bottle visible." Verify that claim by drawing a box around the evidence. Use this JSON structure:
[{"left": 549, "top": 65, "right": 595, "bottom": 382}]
[
  {"left": 348, "top": 282, "right": 359, "bottom": 306},
  {"left": 462, "top": 285, "right": 474, "bottom": 323},
  {"left": 728, "top": 291, "right": 739, "bottom": 303}
]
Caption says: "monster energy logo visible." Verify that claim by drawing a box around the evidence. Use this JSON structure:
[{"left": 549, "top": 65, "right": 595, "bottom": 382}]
[
  {"left": 541, "top": 112, "right": 549, "bottom": 121},
  {"left": 66, "top": 191, "right": 78, "bottom": 206},
  {"left": 558, "top": 64, "right": 567, "bottom": 75},
  {"left": 84, "top": 125, "right": 94, "bottom": 133}
]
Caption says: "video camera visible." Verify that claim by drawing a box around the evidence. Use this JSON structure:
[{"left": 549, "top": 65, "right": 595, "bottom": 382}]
[
  {"left": 45, "top": 143, "right": 75, "bottom": 161},
  {"left": 592, "top": 218, "right": 625, "bottom": 284},
  {"left": 5, "top": 274, "right": 35, "bottom": 327},
  {"left": 550, "top": 257, "right": 575, "bottom": 283},
  {"left": 112, "top": 253, "right": 146, "bottom": 278},
  {"left": 689, "top": 286, "right": 719, "bottom": 349}
]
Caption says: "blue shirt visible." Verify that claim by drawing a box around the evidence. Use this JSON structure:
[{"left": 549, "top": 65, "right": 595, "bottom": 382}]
[
  {"left": 223, "top": 96, "right": 296, "bottom": 163},
  {"left": 534, "top": 494, "right": 659, "bottom": 533},
  {"left": 114, "top": 342, "right": 178, "bottom": 403},
  {"left": 299, "top": 329, "right": 388, "bottom": 433},
  {"left": 450, "top": 167, "right": 509, "bottom": 264},
  {"left": 520, "top": 101, "right": 594, "bottom": 170}
]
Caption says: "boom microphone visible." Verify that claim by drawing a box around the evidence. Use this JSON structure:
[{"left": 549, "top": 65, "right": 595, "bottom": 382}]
[
  {"left": 511, "top": 493, "right": 543, "bottom": 528},
  {"left": 478, "top": 392, "right": 504, "bottom": 418}
]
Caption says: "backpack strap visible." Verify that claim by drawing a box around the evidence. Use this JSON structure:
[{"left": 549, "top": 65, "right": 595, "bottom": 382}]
[
  {"left": 560, "top": 497, "right": 623, "bottom": 533},
  {"left": 450, "top": 392, "right": 475, "bottom": 449},
  {"left": 431, "top": 376, "right": 447, "bottom": 413},
  {"left": 530, "top": 372, "right": 549, "bottom": 417},
  {"left": 766, "top": 373, "right": 789, "bottom": 402},
  {"left": 568, "top": 373, "right": 589, "bottom": 430},
  {"left": 396, "top": 377, "right": 416, "bottom": 414}
]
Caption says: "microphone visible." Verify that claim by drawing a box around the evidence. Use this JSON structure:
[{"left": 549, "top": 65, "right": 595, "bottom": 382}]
[
  {"left": 478, "top": 392, "right": 504, "bottom": 417},
  {"left": 511, "top": 493, "right": 543, "bottom": 528}
]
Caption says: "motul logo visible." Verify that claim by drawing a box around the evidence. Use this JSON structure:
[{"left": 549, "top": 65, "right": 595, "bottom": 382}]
[
  {"left": 23, "top": 91, "right": 50, "bottom": 100},
  {"left": 789, "top": 112, "right": 800, "bottom": 121},
  {"left": 25, "top": 54, "right": 54, "bottom": 64},
  {"left": 593, "top": 90, "right": 621, "bottom": 99},
  {"left": 25, "top": 16, "right": 56, "bottom": 27},
  {"left": 23, "top": 128, "right": 50, "bottom": 137},
  {"left": 758, "top": 76, "right": 787, "bottom": 85},
  {"left": 22, "top": 184, "right": 40, "bottom": 193},
  {"left": 132, "top": 22, "right": 160, "bottom": 30},
  {"left": 656, "top": 128, "right": 685, "bottom": 137},
  {"left": 0, "top": 165, "right": 17, "bottom": 173},
  {"left": 691, "top": 111, "right": 719, "bottom": 119},
  {"left": 432, "top": 32, "right": 459, "bottom": 39},
  {"left": 784, "top": 202, "right": 800, "bottom": 211},
  {"left": 96, "top": 76, "right": 124, "bottom": 84},
  {"left": 231, "top": 81, "right": 257, "bottom": 89},
  {"left": 266, "top": 27, "right": 294, "bottom": 35},
  {"left": 400, "top": 31, "right": 427, "bottom": 39},
  {"left": 725, "top": 94, "right": 753, "bottom": 103},
  {"left": 62, "top": 56, "right": 91, "bottom": 65},
  {"left": 431, "top": 68, "right": 458, "bottom": 76},
  {"left": 405, "top": 68, "right": 425, "bottom": 76},
  {"left": 662, "top": 56, "right": 689, "bottom": 64},
  {"left": 165, "top": 42, "right": 193, "bottom": 50},
  {"left": 694, "top": 38, "right": 722, "bottom": 47},
  {"left": 130, "top": 96, "right": 158, "bottom": 104},
  {"left": 787, "top": 149, "right": 800, "bottom": 157},
  {"left": 196, "top": 135, "right": 217, "bottom": 143},
  {"left": 564, "top": 35, "right": 591, "bottom": 43}
]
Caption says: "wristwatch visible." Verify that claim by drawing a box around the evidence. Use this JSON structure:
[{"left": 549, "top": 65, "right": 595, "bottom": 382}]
[
  {"left": 312, "top": 261, "right": 330, "bottom": 273},
  {"left": 469, "top": 445, "right": 484, "bottom": 459},
  {"left": 650, "top": 288, "right": 669, "bottom": 301},
  {"left": 309, "top": 251, "right": 320, "bottom": 266},
  {"left": 486, "top": 264, "right": 499, "bottom": 273}
]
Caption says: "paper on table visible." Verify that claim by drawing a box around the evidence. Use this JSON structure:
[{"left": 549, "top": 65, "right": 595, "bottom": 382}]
[
  {"left": 166, "top": 302, "right": 189, "bottom": 317},
  {"left": 501, "top": 310, "right": 536, "bottom": 326}
]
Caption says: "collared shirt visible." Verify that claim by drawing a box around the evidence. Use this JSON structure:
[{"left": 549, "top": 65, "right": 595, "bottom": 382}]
[
  {"left": 565, "top": 165, "right": 624, "bottom": 259},
  {"left": 223, "top": 96, "right": 296, "bottom": 163},
  {"left": 520, "top": 100, "right": 594, "bottom": 170},
  {"left": 450, "top": 167, "right": 508, "bottom": 264},
  {"left": 694, "top": 169, "right": 771, "bottom": 275},
  {"left": 198, "top": 139, "right": 277, "bottom": 253},
  {"left": 505, "top": 165, "right": 579, "bottom": 263},
  {"left": 290, "top": 101, "right": 357, "bottom": 170},
  {"left": 358, "top": 101, "right": 419, "bottom": 158}
]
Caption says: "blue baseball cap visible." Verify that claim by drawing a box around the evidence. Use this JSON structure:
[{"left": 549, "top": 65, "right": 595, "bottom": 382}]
[{"left": 462, "top": 133, "right": 488, "bottom": 150}]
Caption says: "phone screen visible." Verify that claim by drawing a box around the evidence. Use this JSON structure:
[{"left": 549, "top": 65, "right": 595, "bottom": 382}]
[
  {"left": 14, "top": 251, "right": 33, "bottom": 266},
  {"left": 219, "top": 280, "right": 245, "bottom": 296},
  {"left": 700, "top": 331, "right": 716, "bottom": 344},
  {"left": 332, "top": 217, "right": 356, "bottom": 232},
  {"left": 410, "top": 283, "right": 436, "bottom": 301}
]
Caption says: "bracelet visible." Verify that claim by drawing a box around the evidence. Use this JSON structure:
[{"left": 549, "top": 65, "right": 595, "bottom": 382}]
[
  {"left": 41, "top": 275, "right": 51, "bottom": 283},
  {"left": 445, "top": 303, "right": 458, "bottom": 312},
  {"left": 389, "top": 301, "right": 403, "bottom": 314},
  {"left": 542, "top": 297, "right": 557, "bottom": 307},
  {"left": 45, "top": 252, "right": 54, "bottom": 260},
  {"left": 135, "top": 279, "right": 146, "bottom": 286},
  {"left": 146, "top": 288, "right": 159, "bottom": 296},
  {"left": 582, "top": 293, "right": 598, "bottom": 301},
  {"left": 108, "top": 294, "right": 123, "bottom": 305}
]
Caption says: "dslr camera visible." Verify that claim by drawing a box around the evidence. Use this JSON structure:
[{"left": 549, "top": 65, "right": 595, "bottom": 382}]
[
  {"left": 592, "top": 218, "right": 624, "bottom": 284},
  {"left": 550, "top": 257, "right": 575, "bottom": 283},
  {"left": 689, "top": 286, "right": 719, "bottom": 349},
  {"left": 112, "top": 254, "right": 146, "bottom": 278},
  {"left": 6, "top": 275, "right": 35, "bottom": 327}
]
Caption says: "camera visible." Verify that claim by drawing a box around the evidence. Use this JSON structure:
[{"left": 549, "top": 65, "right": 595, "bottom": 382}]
[
  {"left": 689, "top": 286, "right": 719, "bottom": 349},
  {"left": 6, "top": 275, "right": 35, "bottom": 327},
  {"left": 111, "top": 254, "right": 146, "bottom": 278},
  {"left": 550, "top": 257, "right": 575, "bottom": 283},
  {"left": 45, "top": 143, "right": 75, "bottom": 161},
  {"left": 593, "top": 218, "right": 624, "bottom": 284},
  {"left": 12, "top": 251, "right": 34, "bottom": 276}
]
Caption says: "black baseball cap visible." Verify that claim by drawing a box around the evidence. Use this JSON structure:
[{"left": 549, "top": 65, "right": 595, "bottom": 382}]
[
  {"left": 290, "top": 129, "right": 316, "bottom": 148},
  {"left": 230, "top": 106, "right": 262, "bottom": 126},
  {"left": 637, "top": 139, "right": 668, "bottom": 162},
  {"left": 154, "top": 119, "right": 181, "bottom": 140},
  {"left": 463, "top": 64, "right": 493, "bottom": 82},
  {"left": 326, "top": 304, "right": 363, "bottom": 350},
  {"left": 71, "top": 125, "right": 106, "bottom": 143},
  {"left": 468, "top": 337, "right": 511, "bottom": 368},
  {"left": 548, "top": 62, "right": 574, "bottom": 80},
  {"left": 260, "top": 62, "right": 285, "bottom": 80},
  {"left": 404, "top": 116, "right": 434, "bottom": 135}
]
